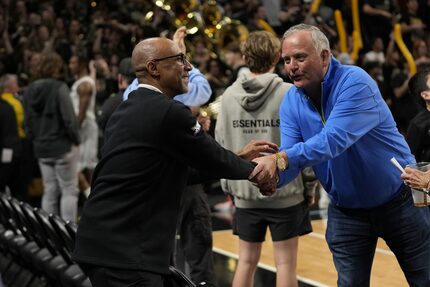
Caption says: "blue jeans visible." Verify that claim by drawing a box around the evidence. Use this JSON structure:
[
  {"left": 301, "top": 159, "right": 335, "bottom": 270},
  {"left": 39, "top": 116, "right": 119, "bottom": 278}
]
[
  {"left": 326, "top": 186, "right": 430, "bottom": 287},
  {"left": 38, "top": 146, "right": 79, "bottom": 222}
]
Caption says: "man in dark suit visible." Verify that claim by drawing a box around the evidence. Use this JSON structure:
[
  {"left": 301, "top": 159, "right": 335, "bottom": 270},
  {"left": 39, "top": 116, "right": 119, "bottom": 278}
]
[{"left": 72, "top": 37, "right": 274, "bottom": 287}]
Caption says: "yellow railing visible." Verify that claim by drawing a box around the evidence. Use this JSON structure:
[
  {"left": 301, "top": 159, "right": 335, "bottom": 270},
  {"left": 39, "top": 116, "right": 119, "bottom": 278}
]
[{"left": 394, "top": 23, "right": 416, "bottom": 75}]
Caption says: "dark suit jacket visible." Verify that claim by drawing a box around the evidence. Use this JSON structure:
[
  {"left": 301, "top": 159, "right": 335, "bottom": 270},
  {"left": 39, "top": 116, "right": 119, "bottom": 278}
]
[{"left": 72, "top": 87, "right": 254, "bottom": 274}]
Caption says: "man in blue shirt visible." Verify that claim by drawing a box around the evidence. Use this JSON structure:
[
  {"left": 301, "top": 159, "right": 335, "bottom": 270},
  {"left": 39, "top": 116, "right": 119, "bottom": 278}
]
[{"left": 250, "top": 24, "right": 430, "bottom": 286}]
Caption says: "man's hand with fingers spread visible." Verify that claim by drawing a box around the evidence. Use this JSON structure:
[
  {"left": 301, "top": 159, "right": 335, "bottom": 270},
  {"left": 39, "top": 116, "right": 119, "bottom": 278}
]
[{"left": 173, "top": 26, "right": 187, "bottom": 54}]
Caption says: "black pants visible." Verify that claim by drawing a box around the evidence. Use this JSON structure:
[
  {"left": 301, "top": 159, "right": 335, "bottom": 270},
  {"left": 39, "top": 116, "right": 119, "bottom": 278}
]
[
  {"left": 176, "top": 184, "right": 217, "bottom": 286},
  {"left": 82, "top": 264, "right": 164, "bottom": 287}
]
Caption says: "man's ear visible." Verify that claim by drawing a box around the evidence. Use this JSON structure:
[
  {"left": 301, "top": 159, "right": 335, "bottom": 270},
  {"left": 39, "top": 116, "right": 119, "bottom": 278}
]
[
  {"left": 146, "top": 61, "right": 160, "bottom": 77},
  {"left": 421, "top": 90, "right": 430, "bottom": 101},
  {"left": 321, "top": 49, "right": 330, "bottom": 67}
]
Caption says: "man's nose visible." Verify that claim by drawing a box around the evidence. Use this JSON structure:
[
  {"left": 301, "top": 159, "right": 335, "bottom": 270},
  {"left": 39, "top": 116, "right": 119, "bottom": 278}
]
[
  {"left": 287, "top": 59, "right": 299, "bottom": 72},
  {"left": 184, "top": 59, "right": 192, "bottom": 71}
]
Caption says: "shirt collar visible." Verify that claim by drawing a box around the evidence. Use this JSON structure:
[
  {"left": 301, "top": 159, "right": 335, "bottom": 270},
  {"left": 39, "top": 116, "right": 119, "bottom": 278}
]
[{"left": 138, "top": 84, "right": 162, "bottom": 94}]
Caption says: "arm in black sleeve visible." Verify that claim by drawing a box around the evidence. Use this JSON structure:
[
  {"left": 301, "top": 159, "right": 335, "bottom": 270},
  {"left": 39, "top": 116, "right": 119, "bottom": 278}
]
[
  {"left": 57, "top": 83, "right": 80, "bottom": 145},
  {"left": 406, "top": 122, "right": 422, "bottom": 160},
  {"left": 187, "top": 162, "right": 258, "bottom": 185},
  {"left": 163, "top": 101, "right": 255, "bottom": 180}
]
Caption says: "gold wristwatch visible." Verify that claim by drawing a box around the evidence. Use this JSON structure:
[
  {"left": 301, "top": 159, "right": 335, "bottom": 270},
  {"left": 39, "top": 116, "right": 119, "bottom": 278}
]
[{"left": 275, "top": 152, "right": 287, "bottom": 172}]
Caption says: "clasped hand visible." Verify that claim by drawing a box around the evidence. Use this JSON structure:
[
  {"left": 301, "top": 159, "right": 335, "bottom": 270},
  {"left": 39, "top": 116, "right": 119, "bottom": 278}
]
[{"left": 237, "top": 140, "right": 281, "bottom": 196}]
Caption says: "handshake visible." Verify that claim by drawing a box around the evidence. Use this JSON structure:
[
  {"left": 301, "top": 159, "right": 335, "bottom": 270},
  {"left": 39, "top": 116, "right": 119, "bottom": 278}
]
[{"left": 237, "top": 140, "right": 288, "bottom": 196}]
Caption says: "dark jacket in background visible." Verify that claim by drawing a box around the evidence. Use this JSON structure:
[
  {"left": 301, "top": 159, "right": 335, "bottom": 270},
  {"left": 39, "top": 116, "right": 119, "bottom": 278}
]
[
  {"left": 73, "top": 88, "right": 255, "bottom": 275},
  {"left": 0, "top": 99, "right": 20, "bottom": 153},
  {"left": 0, "top": 99, "right": 20, "bottom": 192},
  {"left": 406, "top": 109, "right": 430, "bottom": 162},
  {"left": 23, "top": 78, "right": 80, "bottom": 158},
  {"left": 97, "top": 90, "right": 124, "bottom": 132}
]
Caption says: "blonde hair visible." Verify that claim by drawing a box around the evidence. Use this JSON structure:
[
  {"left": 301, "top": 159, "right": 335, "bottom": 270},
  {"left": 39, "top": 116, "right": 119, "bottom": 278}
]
[{"left": 241, "top": 31, "right": 281, "bottom": 74}]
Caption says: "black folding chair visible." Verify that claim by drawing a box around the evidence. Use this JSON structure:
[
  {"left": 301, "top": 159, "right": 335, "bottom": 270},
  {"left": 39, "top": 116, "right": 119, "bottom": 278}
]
[
  {"left": 0, "top": 195, "right": 36, "bottom": 287},
  {"left": 9, "top": 197, "right": 50, "bottom": 287},
  {"left": 49, "top": 214, "right": 92, "bottom": 287},
  {"left": 164, "top": 266, "right": 197, "bottom": 287},
  {"left": 21, "top": 203, "right": 68, "bottom": 286}
]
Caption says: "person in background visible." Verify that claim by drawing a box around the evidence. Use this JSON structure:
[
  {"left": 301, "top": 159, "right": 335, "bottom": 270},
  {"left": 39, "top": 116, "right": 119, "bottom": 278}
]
[
  {"left": 362, "top": 37, "right": 385, "bottom": 65},
  {"left": 390, "top": 62, "right": 421, "bottom": 135},
  {"left": 0, "top": 91, "right": 20, "bottom": 194},
  {"left": 23, "top": 52, "right": 80, "bottom": 222},
  {"left": 0, "top": 74, "right": 32, "bottom": 201},
  {"left": 215, "top": 31, "right": 317, "bottom": 287},
  {"left": 361, "top": 0, "right": 395, "bottom": 48},
  {"left": 406, "top": 69, "right": 430, "bottom": 162},
  {"left": 412, "top": 38, "right": 430, "bottom": 68},
  {"left": 223, "top": 42, "right": 250, "bottom": 86},
  {"left": 176, "top": 107, "right": 218, "bottom": 287},
  {"left": 205, "top": 57, "right": 229, "bottom": 104},
  {"left": 69, "top": 52, "right": 98, "bottom": 198},
  {"left": 98, "top": 57, "right": 134, "bottom": 132},
  {"left": 250, "top": 24, "right": 430, "bottom": 286}
]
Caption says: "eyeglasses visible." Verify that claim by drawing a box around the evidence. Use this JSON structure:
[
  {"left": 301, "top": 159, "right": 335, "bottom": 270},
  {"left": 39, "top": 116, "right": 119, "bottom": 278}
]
[{"left": 151, "top": 53, "right": 188, "bottom": 65}]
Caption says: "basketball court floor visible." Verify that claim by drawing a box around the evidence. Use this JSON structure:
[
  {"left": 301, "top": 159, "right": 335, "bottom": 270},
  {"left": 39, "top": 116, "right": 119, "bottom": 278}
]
[{"left": 205, "top": 193, "right": 409, "bottom": 287}]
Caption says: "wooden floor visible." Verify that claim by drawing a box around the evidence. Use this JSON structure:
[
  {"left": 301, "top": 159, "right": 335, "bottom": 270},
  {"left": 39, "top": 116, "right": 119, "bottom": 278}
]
[{"left": 212, "top": 219, "right": 409, "bottom": 287}]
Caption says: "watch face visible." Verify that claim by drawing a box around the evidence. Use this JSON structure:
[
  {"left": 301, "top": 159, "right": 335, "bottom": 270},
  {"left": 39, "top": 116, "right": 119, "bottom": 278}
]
[
  {"left": 278, "top": 158, "right": 287, "bottom": 171},
  {"left": 277, "top": 157, "right": 286, "bottom": 171}
]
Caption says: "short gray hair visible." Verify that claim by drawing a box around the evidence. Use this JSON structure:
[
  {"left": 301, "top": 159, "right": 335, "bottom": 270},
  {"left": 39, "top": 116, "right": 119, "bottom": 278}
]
[
  {"left": 282, "top": 24, "right": 330, "bottom": 54},
  {"left": 0, "top": 74, "right": 17, "bottom": 93}
]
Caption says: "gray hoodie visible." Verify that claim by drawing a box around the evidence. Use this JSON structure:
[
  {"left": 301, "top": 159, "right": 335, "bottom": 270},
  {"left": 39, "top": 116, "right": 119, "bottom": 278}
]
[{"left": 215, "top": 73, "right": 316, "bottom": 208}]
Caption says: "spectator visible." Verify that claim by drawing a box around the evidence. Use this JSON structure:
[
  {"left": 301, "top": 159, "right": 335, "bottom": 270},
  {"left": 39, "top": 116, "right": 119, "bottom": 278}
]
[
  {"left": 215, "top": 31, "right": 316, "bottom": 287},
  {"left": 69, "top": 52, "right": 98, "bottom": 198},
  {"left": 363, "top": 37, "right": 385, "bottom": 65},
  {"left": 412, "top": 38, "right": 430, "bottom": 68},
  {"left": 278, "top": 0, "right": 305, "bottom": 33},
  {"left": 0, "top": 91, "right": 20, "bottom": 195},
  {"left": 0, "top": 74, "right": 32, "bottom": 201},
  {"left": 246, "top": 2, "right": 276, "bottom": 35},
  {"left": 361, "top": 0, "right": 396, "bottom": 48},
  {"left": 251, "top": 24, "right": 430, "bottom": 286},
  {"left": 390, "top": 64, "right": 421, "bottom": 134},
  {"left": 224, "top": 42, "right": 250, "bottom": 86},
  {"left": 23, "top": 52, "right": 80, "bottom": 222},
  {"left": 205, "top": 57, "right": 229, "bottom": 104},
  {"left": 406, "top": 69, "right": 430, "bottom": 162},
  {"left": 98, "top": 57, "right": 134, "bottom": 132},
  {"left": 398, "top": 0, "right": 427, "bottom": 48}
]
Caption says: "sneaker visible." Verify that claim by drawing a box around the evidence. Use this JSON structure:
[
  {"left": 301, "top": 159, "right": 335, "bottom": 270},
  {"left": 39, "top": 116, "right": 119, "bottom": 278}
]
[{"left": 213, "top": 199, "right": 234, "bottom": 212}]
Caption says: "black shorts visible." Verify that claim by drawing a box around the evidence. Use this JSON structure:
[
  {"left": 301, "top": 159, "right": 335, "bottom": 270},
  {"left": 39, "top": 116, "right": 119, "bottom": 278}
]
[{"left": 232, "top": 200, "right": 312, "bottom": 242}]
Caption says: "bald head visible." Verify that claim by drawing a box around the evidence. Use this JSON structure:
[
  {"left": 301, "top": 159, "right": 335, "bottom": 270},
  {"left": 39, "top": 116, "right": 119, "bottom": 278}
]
[
  {"left": 132, "top": 38, "right": 179, "bottom": 78},
  {"left": 130, "top": 37, "right": 192, "bottom": 98}
]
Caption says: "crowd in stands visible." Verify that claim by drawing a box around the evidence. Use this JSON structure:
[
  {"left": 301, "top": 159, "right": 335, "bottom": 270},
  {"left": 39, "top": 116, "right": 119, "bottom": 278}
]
[
  {"left": 1, "top": 1, "right": 430, "bottom": 286},
  {"left": 1, "top": 0, "right": 430, "bottom": 211}
]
